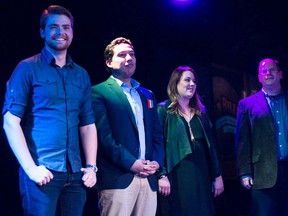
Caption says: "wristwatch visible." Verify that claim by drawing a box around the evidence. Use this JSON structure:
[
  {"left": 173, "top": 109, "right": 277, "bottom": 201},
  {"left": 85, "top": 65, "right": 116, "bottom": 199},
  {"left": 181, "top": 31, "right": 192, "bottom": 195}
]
[{"left": 86, "top": 164, "right": 98, "bottom": 173}]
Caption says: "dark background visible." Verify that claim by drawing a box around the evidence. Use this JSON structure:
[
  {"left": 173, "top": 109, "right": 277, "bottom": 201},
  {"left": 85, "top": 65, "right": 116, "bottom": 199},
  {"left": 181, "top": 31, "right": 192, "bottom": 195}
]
[{"left": 1, "top": 0, "right": 288, "bottom": 215}]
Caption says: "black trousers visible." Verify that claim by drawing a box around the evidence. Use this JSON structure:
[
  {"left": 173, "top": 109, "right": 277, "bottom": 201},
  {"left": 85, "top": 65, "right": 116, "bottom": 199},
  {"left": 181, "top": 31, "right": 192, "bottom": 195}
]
[{"left": 251, "top": 161, "right": 288, "bottom": 216}]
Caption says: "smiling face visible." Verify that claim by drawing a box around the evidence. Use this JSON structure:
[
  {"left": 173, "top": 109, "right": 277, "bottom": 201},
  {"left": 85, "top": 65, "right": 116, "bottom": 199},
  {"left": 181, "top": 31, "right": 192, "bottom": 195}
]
[
  {"left": 40, "top": 14, "right": 73, "bottom": 52},
  {"left": 177, "top": 70, "right": 197, "bottom": 100},
  {"left": 106, "top": 43, "right": 136, "bottom": 82},
  {"left": 258, "top": 59, "right": 282, "bottom": 90}
]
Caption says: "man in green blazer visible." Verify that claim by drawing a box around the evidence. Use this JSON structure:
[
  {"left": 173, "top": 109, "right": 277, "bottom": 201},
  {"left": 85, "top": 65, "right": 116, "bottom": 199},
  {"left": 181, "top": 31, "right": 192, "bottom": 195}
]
[
  {"left": 92, "top": 37, "right": 164, "bottom": 216},
  {"left": 235, "top": 58, "right": 288, "bottom": 216}
]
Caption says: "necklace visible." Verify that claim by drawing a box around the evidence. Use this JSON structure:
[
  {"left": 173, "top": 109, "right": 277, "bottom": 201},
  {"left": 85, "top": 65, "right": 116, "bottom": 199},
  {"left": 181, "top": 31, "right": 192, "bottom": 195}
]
[
  {"left": 178, "top": 108, "right": 195, "bottom": 141},
  {"left": 179, "top": 108, "right": 192, "bottom": 123}
]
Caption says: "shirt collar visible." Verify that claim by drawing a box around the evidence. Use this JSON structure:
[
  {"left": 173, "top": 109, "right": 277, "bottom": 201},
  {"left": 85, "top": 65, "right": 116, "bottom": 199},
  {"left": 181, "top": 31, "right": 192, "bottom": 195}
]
[
  {"left": 262, "top": 88, "right": 284, "bottom": 99},
  {"left": 111, "top": 75, "right": 140, "bottom": 89},
  {"left": 41, "top": 47, "right": 74, "bottom": 67}
]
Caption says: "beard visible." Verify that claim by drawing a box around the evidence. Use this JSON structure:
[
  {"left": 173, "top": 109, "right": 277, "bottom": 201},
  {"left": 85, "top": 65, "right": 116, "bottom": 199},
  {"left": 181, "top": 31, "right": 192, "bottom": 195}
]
[
  {"left": 114, "top": 65, "right": 136, "bottom": 79},
  {"left": 45, "top": 38, "right": 72, "bottom": 51}
]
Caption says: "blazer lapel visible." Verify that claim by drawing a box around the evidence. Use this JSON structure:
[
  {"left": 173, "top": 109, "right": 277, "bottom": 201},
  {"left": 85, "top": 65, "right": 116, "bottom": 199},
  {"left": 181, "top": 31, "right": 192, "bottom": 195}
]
[
  {"left": 138, "top": 89, "right": 149, "bottom": 123},
  {"left": 106, "top": 77, "right": 138, "bottom": 129},
  {"left": 255, "top": 91, "right": 270, "bottom": 113},
  {"left": 254, "top": 91, "right": 275, "bottom": 131}
]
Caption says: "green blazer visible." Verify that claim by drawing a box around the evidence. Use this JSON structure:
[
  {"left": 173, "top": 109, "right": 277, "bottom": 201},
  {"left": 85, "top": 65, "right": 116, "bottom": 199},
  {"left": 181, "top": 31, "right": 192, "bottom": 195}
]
[
  {"left": 92, "top": 77, "right": 164, "bottom": 191},
  {"left": 158, "top": 100, "right": 222, "bottom": 178}
]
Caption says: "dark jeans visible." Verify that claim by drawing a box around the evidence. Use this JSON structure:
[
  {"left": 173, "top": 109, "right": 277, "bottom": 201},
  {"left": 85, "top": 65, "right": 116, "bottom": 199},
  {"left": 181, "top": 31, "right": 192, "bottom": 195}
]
[
  {"left": 251, "top": 162, "right": 288, "bottom": 216},
  {"left": 19, "top": 167, "right": 86, "bottom": 216}
]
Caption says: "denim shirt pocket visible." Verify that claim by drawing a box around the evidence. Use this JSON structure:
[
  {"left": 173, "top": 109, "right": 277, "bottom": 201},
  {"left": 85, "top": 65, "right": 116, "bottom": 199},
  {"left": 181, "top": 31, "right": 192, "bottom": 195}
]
[
  {"left": 34, "top": 71, "right": 58, "bottom": 100},
  {"left": 71, "top": 78, "right": 85, "bottom": 92},
  {"left": 69, "top": 78, "right": 86, "bottom": 106}
]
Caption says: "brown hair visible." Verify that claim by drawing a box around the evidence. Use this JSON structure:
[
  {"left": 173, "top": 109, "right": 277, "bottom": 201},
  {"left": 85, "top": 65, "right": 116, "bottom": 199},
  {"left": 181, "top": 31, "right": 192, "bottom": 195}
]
[
  {"left": 40, "top": 5, "right": 74, "bottom": 30},
  {"left": 167, "top": 65, "right": 205, "bottom": 115}
]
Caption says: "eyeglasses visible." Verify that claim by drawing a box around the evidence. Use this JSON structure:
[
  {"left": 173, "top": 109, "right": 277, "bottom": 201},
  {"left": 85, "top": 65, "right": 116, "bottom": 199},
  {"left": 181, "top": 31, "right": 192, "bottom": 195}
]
[{"left": 259, "top": 68, "right": 279, "bottom": 75}]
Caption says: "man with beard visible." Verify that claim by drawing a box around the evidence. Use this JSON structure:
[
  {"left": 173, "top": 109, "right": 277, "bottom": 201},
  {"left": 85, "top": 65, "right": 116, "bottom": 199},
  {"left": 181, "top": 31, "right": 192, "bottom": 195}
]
[
  {"left": 236, "top": 58, "right": 288, "bottom": 216},
  {"left": 2, "top": 5, "right": 97, "bottom": 216},
  {"left": 92, "top": 37, "right": 165, "bottom": 216}
]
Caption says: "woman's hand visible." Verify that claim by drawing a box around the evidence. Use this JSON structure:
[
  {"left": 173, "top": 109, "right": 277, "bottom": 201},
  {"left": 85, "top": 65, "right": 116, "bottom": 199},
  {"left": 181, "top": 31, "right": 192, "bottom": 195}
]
[
  {"left": 158, "top": 176, "right": 171, "bottom": 196},
  {"left": 213, "top": 175, "right": 224, "bottom": 197}
]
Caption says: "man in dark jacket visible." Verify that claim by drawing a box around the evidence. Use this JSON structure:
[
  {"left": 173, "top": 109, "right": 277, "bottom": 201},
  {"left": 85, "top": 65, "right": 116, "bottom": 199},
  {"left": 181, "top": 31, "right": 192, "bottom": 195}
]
[
  {"left": 92, "top": 37, "right": 164, "bottom": 216},
  {"left": 236, "top": 58, "right": 288, "bottom": 216}
]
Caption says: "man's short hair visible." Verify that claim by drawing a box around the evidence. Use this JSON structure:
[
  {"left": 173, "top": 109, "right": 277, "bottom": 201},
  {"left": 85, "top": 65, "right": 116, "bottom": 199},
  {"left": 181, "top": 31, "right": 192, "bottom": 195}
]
[{"left": 40, "top": 5, "right": 74, "bottom": 30}]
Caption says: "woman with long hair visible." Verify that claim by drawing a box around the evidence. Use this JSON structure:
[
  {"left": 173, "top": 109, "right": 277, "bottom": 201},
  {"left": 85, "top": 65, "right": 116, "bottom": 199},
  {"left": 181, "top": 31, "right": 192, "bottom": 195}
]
[{"left": 157, "top": 65, "right": 224, "bottom": 216}]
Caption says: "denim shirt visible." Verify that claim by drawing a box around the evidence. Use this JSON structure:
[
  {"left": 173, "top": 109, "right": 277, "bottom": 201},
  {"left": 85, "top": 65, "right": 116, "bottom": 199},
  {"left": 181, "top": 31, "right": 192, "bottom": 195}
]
[
  {"left": 2, "top": 48, "right": 95, "bottom": 172},
  {"left": 263, "top": 89, "right": 288, "bottom": 160}
]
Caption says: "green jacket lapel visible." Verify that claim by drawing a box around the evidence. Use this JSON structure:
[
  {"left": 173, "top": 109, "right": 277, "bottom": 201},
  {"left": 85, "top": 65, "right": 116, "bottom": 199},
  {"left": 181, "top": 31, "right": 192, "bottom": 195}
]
[{"left": 106, "top": 77, "right": 137, "bottom": 129}]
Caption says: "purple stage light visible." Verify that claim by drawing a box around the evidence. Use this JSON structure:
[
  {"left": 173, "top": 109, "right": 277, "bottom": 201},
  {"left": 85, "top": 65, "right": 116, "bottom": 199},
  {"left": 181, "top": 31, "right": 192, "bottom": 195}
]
[{"left": 171, "top": 0, "right": 194, "bottom": 6}]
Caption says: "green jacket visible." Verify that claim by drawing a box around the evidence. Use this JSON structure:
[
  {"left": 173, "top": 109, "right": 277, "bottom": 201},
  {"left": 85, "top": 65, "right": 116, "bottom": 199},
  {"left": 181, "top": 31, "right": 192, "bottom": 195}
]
[{"left": 158, "top": 100, "right": 222, "bottom": 178}]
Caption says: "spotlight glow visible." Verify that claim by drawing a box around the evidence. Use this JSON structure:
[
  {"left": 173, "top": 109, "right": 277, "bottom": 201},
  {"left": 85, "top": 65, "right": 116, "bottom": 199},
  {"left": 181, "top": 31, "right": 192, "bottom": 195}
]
[{"left": 171, "top": 0, "right": 194, "bottom": 6}]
